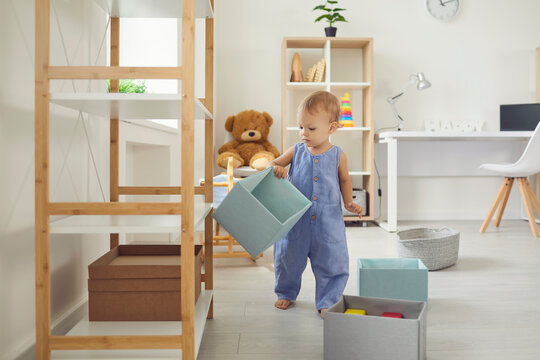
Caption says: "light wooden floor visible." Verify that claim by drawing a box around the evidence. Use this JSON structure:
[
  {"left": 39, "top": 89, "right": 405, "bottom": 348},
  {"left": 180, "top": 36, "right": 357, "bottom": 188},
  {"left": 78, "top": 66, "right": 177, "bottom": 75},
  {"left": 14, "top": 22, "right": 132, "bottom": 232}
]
[{"left": 198, "top": 220, "right": 540, "bottom": 360}]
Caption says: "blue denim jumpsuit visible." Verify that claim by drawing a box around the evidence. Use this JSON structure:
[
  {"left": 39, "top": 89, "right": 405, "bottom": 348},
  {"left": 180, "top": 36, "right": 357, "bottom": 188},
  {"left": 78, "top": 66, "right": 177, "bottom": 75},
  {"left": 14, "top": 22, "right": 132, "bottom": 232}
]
[{"left": 274, "top": 142, "right": 349, "bottom": 310}]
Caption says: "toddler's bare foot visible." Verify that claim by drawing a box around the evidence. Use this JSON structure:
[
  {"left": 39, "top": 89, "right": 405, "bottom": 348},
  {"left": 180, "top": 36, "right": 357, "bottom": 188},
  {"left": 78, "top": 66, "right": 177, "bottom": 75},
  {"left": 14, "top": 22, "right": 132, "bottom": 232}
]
[
  {"left": 274, "top": 299, "right": 291, "bottom": 310},
  {"left": 320, "top": 308, "right": 328, "bottom": 319}
]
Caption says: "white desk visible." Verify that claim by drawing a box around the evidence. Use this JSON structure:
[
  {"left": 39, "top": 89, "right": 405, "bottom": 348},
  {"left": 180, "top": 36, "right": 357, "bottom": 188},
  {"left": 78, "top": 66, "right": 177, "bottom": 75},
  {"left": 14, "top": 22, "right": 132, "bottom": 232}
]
[{"left": 376, "top": 131, "right": 533, "bottom": 232}]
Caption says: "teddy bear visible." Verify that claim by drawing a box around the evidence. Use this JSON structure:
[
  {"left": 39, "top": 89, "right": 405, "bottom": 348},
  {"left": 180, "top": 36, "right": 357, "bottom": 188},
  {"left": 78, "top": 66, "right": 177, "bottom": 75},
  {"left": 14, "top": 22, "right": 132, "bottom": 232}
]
[{"left": 217, "top": 110, "right": 280, "bottom": 171}]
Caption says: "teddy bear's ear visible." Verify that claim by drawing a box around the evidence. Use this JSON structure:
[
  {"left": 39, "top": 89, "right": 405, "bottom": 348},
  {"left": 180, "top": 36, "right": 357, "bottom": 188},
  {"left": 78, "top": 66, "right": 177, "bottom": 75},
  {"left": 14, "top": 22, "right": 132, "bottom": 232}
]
[
  {"left": 262, "top": 112, "right": 273, "bottom": 127},
  {"left": 225, "top": 115, "right": 235, "bottom": 132}
]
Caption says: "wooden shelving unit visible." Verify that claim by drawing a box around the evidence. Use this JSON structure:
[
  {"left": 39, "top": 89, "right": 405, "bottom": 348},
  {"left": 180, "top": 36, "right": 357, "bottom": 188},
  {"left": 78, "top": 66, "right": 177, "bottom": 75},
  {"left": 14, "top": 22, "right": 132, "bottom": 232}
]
[
  {"left": 34, "top": 0, "right": 215, "bottom": 359},
  {"left": 281, "top": 37, "right": 374, "bottom": 221}
]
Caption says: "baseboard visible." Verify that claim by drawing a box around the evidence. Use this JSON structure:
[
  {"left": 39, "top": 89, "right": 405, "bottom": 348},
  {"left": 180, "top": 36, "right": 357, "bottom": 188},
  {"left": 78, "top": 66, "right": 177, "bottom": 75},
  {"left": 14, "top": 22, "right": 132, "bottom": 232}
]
[{"left": 5, "top": 297, "right": 88, "bottom": 360}]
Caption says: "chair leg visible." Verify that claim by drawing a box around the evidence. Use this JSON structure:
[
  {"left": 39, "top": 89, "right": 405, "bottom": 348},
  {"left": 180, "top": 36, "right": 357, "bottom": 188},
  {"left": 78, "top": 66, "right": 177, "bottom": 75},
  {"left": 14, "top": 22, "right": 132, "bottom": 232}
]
[
  {"left": 524, "top": 178, "right": 540, "bottom": 219},
  {"left": 517, "top": 178, "right": 539, "bottom": 237},
  {"left": 480, "top": 177, "right": 513, "bottom": 233},
  {"left": 494, "top": 178, "right": 514, "bottom": 227}
]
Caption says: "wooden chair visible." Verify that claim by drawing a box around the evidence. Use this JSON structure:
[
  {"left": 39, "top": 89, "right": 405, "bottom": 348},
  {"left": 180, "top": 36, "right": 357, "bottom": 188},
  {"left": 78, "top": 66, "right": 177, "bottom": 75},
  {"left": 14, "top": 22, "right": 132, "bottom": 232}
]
[
  {"left": 200, "top": 157, "right": 262, "bottom": 259},
  {"left": 479, "top": 122, "right": 540, "bottom": 237}
]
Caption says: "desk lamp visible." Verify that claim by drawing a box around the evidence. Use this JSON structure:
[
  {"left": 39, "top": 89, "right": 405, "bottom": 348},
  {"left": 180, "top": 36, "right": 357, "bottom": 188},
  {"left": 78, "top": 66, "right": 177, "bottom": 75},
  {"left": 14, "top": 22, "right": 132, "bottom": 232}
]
[{"left": 387, "top": 72, "right": 431, "bottom": 131}]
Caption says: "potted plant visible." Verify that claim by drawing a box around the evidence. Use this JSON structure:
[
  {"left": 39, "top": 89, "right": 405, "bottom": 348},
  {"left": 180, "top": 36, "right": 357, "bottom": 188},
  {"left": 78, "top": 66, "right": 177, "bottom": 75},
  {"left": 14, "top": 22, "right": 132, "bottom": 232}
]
[{"left": 313, "top": 0, "right": 347, "bottom": 37}]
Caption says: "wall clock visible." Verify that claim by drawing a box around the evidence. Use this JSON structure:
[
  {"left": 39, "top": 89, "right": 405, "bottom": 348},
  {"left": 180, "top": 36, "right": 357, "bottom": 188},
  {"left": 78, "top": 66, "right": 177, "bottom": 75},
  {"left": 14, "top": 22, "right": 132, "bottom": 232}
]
[{"left": 426, "top": 0, "right": 459, "bottom": 21}]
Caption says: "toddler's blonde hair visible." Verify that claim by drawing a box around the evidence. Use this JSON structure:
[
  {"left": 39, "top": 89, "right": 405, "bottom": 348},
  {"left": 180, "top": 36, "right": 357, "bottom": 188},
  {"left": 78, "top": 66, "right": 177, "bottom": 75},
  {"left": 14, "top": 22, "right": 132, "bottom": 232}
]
[{"left": 297, "top": 91, "right": 340, "bottom": 124}]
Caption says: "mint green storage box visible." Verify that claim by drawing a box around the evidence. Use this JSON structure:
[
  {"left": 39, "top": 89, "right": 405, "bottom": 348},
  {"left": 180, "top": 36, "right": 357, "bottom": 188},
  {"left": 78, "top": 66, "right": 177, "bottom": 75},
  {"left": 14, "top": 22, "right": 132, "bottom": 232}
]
[
  {"left": 213, "top": 167, "right": 311, "bottom": 258},
  {"left": 357, "top": 258, "right": 428, "bottom": 302}
]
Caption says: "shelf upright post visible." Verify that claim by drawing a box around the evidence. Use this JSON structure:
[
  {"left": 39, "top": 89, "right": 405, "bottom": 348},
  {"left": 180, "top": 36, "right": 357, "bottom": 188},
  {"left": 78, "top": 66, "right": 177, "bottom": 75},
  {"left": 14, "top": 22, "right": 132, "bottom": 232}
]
[
  {"left": 35, "top": 0, "right": 51, "bottom": 358},
  {"left": 324, "top": 39, "right": 331, "bottom": 92},
  {"left": 281, "top": 39, "right": 287, "bottom": 154},
  {"left": 110, "top": 17, "right": 120, "bottom": 249},
  {"left": 536, "top": 47, "right": 540, "bottom": 200},
  {"left": 362, "top": 39, "right": 374, "bottom": 218},
  {"left": 181, "top": 0, "right": 196, "bottom": 358},
  {"left": 204, "top": 0, "right": 215, "bottom": 320}
]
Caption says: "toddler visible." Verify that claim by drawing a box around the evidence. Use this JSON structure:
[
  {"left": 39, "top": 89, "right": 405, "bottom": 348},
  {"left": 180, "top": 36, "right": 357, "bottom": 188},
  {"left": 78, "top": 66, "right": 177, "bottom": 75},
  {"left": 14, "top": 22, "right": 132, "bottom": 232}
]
[{"left": 268, "top": 91, "right": 362, "bottom": 318}]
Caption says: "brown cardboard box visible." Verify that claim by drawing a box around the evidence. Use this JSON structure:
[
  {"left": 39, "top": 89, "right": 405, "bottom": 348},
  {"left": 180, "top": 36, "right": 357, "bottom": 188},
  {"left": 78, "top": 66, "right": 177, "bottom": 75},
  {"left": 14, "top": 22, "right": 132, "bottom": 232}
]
[{"left": 88, "top": 244, "right": 202, "bottom": 321}]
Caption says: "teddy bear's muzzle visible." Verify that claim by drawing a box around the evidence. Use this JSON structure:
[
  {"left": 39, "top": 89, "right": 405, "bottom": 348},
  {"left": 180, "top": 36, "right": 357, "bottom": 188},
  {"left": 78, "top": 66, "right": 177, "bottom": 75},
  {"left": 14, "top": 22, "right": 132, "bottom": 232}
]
[{"left": 241, "top": 130, "right": 262, "bottom": 141}]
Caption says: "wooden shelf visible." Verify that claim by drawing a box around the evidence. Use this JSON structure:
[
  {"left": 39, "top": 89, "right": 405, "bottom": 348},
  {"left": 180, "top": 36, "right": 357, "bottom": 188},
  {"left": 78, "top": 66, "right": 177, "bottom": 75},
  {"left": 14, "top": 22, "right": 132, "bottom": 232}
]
[
  {"left": 50, "top": 203, "right": 213, "bottom": 234},
  {"left": 287, "top": 126, "right": 371, "bottom": 132},
  {"left": 285, "top": 82, "right": 370, "bottom": 91},
  {"left": 329, "top": 82, "right": 370, "bottom": 90},
  {"left": 92, "top": 0, "right": 214, "bottom": 18},
  {"left": 50, "top": 93, "right": 213, "bottom": 120},
  {"left": 345, "top": 215, "right": 373, "bottom": 222},
  {"left": 286, "top": 82, "right": 327, "bottom": 90},
  {"left": 36, "top": 0, "right": 215, "bottom": 358},
  {"left": 284, "top": 37, "right": 372, "bottom": 49},
  {"left": 52, "top": 290, "right": 213, "bottom": 359},
  {"left": 283, "top": 37, "right": 374, "bottom": 218}
]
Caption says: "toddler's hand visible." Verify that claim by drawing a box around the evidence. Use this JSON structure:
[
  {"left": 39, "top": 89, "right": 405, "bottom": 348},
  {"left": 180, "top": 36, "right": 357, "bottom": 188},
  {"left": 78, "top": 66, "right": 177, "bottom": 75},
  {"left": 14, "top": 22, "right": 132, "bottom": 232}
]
[
  {"left": 345, "top": 202, "right": 363, "bottom": 218},
  {"left": 272, "top": 165, "right": 288, "bottom": 179}
]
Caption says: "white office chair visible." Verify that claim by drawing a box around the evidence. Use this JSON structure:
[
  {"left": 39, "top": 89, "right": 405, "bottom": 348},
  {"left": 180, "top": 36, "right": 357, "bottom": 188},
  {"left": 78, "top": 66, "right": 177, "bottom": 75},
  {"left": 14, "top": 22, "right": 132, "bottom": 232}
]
[{"left": 479, "top": 121, "right": 540, "bottom": 237}]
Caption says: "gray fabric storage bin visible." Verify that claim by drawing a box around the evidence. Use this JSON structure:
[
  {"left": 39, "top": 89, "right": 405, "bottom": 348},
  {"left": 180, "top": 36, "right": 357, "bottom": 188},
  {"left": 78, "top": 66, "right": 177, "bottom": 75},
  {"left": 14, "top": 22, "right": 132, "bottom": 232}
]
[
  {"left": 325, "top": 295, "right": 427, "bottom": 360},
  {"left": 397, "top": 227, "right": 460, "bottom": 271}
]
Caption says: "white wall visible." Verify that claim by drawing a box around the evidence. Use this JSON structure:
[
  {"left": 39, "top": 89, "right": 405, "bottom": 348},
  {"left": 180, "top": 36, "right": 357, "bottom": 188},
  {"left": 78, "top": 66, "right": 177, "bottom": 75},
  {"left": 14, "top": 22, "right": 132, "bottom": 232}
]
[
  {"left": 214, "top": 0, "right": 540, "bottom": 220},
  {"left": 0, "top": 1, "right": 110, "bottom": 358}
]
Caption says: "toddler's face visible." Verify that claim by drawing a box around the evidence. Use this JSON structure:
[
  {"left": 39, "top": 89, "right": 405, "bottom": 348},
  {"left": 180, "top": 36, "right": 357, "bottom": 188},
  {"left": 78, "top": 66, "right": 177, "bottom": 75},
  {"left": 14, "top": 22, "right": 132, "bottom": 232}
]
[{"left": 297, "top": 110, "right": 337, "bottom": 148}]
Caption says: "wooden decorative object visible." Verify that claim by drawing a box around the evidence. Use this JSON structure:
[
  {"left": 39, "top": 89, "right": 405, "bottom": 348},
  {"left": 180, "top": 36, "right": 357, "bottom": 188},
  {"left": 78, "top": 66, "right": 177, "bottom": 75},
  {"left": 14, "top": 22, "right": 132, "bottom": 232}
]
[
  {"left": 313, "top": 58, "right": 326, "bottom": 82},
  {"left": 290, "top": 53, "right": 303, "bottom": 82},
  {"left": 305, "top": 64, "right": 316, "bottom": 82}
]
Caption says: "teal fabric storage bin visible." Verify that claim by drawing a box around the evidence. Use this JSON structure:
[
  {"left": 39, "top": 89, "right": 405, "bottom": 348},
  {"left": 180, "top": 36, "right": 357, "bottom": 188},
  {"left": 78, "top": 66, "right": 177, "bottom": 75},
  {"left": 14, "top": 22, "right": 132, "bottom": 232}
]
[
  {"left": 213, "top": 167, "right": 311, "bottom": 258},
  {"left": 357, "top": 258, "right": 428, "bottom": 302}
]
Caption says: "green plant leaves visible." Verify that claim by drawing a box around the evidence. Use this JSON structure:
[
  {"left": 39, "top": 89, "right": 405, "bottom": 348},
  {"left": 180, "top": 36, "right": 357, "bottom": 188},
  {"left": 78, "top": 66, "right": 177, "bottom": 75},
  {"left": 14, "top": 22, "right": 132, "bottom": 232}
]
[
  {"left": 333, "top": 14, "right": 348, "bottom": 22},
  {"left": 106, "top": 79, "right": 147, "bottom": 93},
  {"left": 312, "top": 5, "right": 328, "bottom": 11},
  {"left": 313, "top": 0, "right": 347, "bottom": 24},
  {"left": 314, "top": 14, "right": 333, "bottom": 23}
]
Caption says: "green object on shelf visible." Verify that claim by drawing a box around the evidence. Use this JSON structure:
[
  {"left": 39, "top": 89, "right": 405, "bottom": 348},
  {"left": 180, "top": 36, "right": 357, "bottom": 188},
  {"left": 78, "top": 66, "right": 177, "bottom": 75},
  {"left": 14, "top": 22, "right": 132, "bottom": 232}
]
[
  {"left": 106, "top": 79, "right": 147, "bottom": 93},
  {"left": 313, "top": 0, "right": 348, "bottom": 28}
]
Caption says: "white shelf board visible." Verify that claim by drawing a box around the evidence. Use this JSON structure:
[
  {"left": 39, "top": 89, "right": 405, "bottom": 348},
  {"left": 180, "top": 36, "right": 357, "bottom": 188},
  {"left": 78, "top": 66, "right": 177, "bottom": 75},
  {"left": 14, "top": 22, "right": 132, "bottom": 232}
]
[
  {"left": 329, "top": 82, "right": 370, "bottom": 89},
  {"left": 286, "top": 82, "right": 327, "bottom": 90},
  {"left": 50, "top": 203, "right": 213, "bottom": 234},
  {"left": 92, "top": 0, "right": 214, "bottom": 18},
  {"left": 287, "top": 126, "right": 370, "bottom": 132},
  {"left": 52, "top": 290, "right": 213, "bottom": 359},
  {"left": 349, "top": 171, "right": 371, "bottom": 176},
  {"left": 50, "top": 93, "right": 213, "bottom": 120}
]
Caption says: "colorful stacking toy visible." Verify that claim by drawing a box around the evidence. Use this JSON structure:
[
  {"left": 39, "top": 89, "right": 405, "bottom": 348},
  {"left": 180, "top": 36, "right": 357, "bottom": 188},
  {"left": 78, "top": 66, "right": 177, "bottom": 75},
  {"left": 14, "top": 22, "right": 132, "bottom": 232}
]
[{"left": 339, "top": 92, "right": 354, "bottom": 127}]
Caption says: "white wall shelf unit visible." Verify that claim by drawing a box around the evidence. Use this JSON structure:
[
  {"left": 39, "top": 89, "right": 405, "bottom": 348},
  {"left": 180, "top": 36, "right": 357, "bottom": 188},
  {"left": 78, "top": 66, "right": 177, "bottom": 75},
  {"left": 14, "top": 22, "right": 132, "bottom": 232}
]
[
  {"left": 282, "top": 37, "right": 374, "bottom": 221},
  {"left": 35, "top": 0, "right": 215, "bottom": 359},
  {"left": 50, "top": 93, "right": 213, "bottom": 120}
]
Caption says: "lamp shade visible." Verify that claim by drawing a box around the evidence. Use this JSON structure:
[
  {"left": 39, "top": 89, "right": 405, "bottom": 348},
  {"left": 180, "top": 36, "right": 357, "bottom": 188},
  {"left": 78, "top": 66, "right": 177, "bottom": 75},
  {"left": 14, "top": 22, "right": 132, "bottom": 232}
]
[{"left": 416, "top": 73, "right": 431, "bottom": 90}]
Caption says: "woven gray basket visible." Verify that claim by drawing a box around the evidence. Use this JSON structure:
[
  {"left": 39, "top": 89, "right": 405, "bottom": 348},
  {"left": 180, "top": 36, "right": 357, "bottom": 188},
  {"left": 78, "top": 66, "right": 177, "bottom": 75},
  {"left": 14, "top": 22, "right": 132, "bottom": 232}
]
[{"left": 396, "top": 227, "right": 459, "bottom": 271}]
